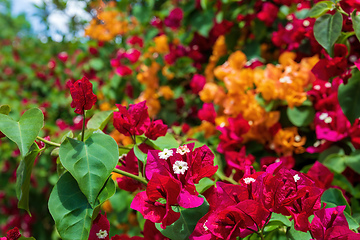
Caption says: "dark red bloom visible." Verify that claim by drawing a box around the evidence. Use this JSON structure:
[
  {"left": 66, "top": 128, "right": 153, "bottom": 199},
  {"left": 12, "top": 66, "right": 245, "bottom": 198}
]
[
  {"left": 164, "top": 8, "right": 183, "bottom": 29},
  {"left": 257, "top": 2, "right": 279, "bottom": 27},
  {"left": 89, "top": 213, "right": 110, "bottom": 240},
  {"left": 113, "top": 101, "right": 150, "bottom": 137},
  {"left": 66, "top": 76, "right": 97, "bottom": 114},
  {"left": 6, "top": 227, "right": 21, "bottom": 240},
  {"left": 145, "top": 120, "right": 168, "bottom": 140},
  {"left": 126, "top": 36, "right": 144, "bottom": 48},
  {"left": 306, "top": 161, "right": 334, "bottom": 189}
]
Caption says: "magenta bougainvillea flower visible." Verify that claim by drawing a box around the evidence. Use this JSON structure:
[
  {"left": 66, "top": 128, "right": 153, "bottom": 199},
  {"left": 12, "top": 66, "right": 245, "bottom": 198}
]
[
  {"left": 198, "top": 103, "right": 216, "bottom": 124},
  {"left": 66, "top": 76, "right": 97, "bottom": 114},
  {"left": 115, "top": 65, "right": 132, "bottom": 76},
  {"left": 257, "top": 2, "right": 279, "bottom": 27},
  {"left": 126, "top": 36, "right": 144, "bottom": 48},
  {"left": 131, "top": 173, "right": 181, "bottom": 229},
  {"left": 89, "top": 213, "right": 110, "bottom": 240},
  {"left": 145, "top": 120, "right": 168, "bottom": 140},
  {"left": 5, "top": 227, "right": 21, "bottom": 240},
  {"left": 306, "top": 161, "right": 334, "bottom": 189},
  {"left": 190, "top": 74, "right": 206, "bottom": 94},
  {"left": 164, "top": 8, "right": 183, "bottom": 29},
  {"left": 113, "top": 101, "right": 150, "bottom": 137}
]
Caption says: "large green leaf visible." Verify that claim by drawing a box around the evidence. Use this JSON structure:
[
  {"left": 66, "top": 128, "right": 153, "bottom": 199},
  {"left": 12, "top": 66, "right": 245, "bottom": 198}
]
[
  {"left": 344, "top": 150, "right": 360, "bottom": 174},
  {"left": 287, "top": 105, "right": 315, "bottom": 127},
  {"left": 148, "top": 133, "right": 179, "bottom": 150},
  {"left": 308, "top": 1, "right": 333, "bottom": 18},
  {"left": 59, "top": 133, "right": 119, "bottom": 205},
  {"left": 16, "top": 143, "right": 41, "bottom": 216},
  {"left": 0, "top": 108, "right": 44, "bottom": 157},
  {"left": 156, "top": 196, "right": 209, "bottom": 240},
  {"left": 338, "top": 72, "right": 360, "bottom": 124},
  {"left": 48, "top": 172, "right": 93, "bottom": 240},
  {"left": 87, "top": 110, "right": 114, "bottom": 130},
  {"left": 313, "top": 12, "right": 342, "bottom": 56},
  {"left": 322, "top": 188, "right": 351, "bottom": 214},
  {"left": 352, "top": 10, "right": 360, "bottom": 42}
]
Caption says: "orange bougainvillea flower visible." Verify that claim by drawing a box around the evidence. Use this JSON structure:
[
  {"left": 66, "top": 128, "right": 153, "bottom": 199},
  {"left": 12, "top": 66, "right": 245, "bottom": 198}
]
[
  {"left": 199, "top": 82, "right": 220, "bottom": 103},
  {"left": 158, "top": 86, "right": 174, "bottom": 100},
  {"left": 153, "top": 35, "right": 169, "bottom": 54},
  {"left": 272, "top": 127, "right": 306, "bottom": 156}
]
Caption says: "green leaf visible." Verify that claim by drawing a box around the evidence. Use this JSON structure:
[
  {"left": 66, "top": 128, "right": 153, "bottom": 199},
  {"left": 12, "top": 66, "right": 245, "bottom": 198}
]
[
  {"left": 338, "top": 71, "right": 360, "bottom": 124},
  {"left": 313, "top": 12, "right": 342, "bottom": 56},
  {"left": 149, "top": 133, "right": 179, "bottom": 150},
  {"left": 322, "top": 153, "right": 347, "bottom": 173},
  {"left": 95, "top": 176, "right": 116, "bottom": 206},
  {"left": 344, "top": 211, "right": 360, "bottom": 230},
  {"left": 308, "top": 1, "right": 333, "bottom": 18},
  {"left": 287, "top": 105, "right": 315, "bottom": 127},
  {"left": 0, "top": 108, "right": 44, "bottom": 157},
  {"left": 134, "top": 144, "right": 147, "bottom": 164},
  {"left": 269, "top": 213, "right": 291, "bottom": 227},
  {"left": 89, "top": 58, "right": 104, "bottom": 71},
  {"left": 286, "top": 221, "right": 312, "bottom": 240},
  {"left": 87, "top": 110, "right": 114, "bottom": 130},
  {"left": 344, "top": 150, "right": 360, "bottom": 174},
  {"left": 16, "top": 143, "right": 41, "bottom": 216},
  {"left": 59, "top": 133, "right": 119, "bottom": 205},
  {"left": 48, "top": 172, "right": 93, "bottom": 240},
  {"left": 191, "top": 10, "right": 215, "bottom": 37},
  {"left": 156, "top": 196, "right": 209, "bottom": 240},
  {"left": 195, "top": 177, "right": 215, "bottom": 194},
  {"left": 0, "top": 104, "right": 11, "bottom": 115},
  {"left": 352, "top": 10, "right": 360, "bottom": 42},
  {"left": 322, "top": 188, "right": 351, "bottom": 214},
  {"left": 18, "top": 237, "right": 36, "bottom": 240}
]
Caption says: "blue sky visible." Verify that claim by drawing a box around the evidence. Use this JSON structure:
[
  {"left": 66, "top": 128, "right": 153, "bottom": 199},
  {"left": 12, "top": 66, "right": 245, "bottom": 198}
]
[{"left": 11, "top": 0, "right": 91, "bottom": 41}]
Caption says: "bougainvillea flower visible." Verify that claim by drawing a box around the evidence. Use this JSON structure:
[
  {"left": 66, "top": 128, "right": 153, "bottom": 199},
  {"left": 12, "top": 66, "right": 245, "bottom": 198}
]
[
  {"left": 89, "top": 213, "right": 110, "bottom": 240},
  {"left": 145, "top": 119, "right": 167, "bottom": 140},
  {"left": 66, "top": 76, "right": 97, "bottom": 114},
  {"left": 224, "top": 147, "right": 255, "bottom": 181},
  {"left": 115, "top": 65, "right": 133, "bottom": 76},
  {"left": 323, "top": 225, "right": 360, "bottom": 239},
  {"left": 190, "top": 74, "right": 206, "bottom": 94},
  {"left": 198, "top": 103, "right": 216, "bottom": 124},
  {"left": 260, "top": 156, "right": 295, "bottom": 169},
  {"left": 164, "top": 8, "right": 183, "bottom": 29},
  {"left": 131, "top": 173, "right": 181, "bottom": 228},
  {"left": 113, "top": 101, "right": 150, "bottom": 136},
  {"left": 306, "top": 161, "right": 333, "bottom": 189},
  {"left": 126, "top": 36, "right": 144, "bottom": 47},
  {"left": 257, "top": 2, "right": 279, "bottom": 27},
  {"left": 125, "top": 49, "right": 141, "bottom": 63},
  {"left": 5, "top": 227, "right": 21, "bottom": 240},
  {"left": 310, "top": 205, "right": 349, "bottom": 240}
]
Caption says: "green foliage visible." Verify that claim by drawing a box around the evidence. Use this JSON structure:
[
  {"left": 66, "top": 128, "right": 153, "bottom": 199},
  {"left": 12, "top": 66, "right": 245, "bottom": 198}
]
[
  {"left": 322, "top": 188, "right": 351, "bottom": 214},
  {"left": 87, "top": 110, "right": 114, "bottom": 130},
  {"left": 313, "top": 11, "right": 342, "bottom": 56},
  {"left": 156, "top": 196, "right": 209, "bottom": 240},
  {"left": 59, "top": 133, "right": 119, "bottom": 205},
  {"left": 308, "top": 1, "right": 334, "bottom": 18},
  {"left": 352, "top": 10, "right": 360, "bottom": 42},
  {"left": 0, "top": 108, "right": 44, "bottom": 157},
  {"left": 287, "top": 105, "right": 315, "bottom": 127},
  {"left": 338, "top": 71, "right": 360, "bottom": 124}
]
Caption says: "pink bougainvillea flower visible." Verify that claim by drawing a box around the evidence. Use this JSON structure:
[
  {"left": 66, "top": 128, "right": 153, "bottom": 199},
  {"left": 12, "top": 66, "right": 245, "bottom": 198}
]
[
  {"left": 131, "top": 173, "right": 182, "bottom": 229},
  {"left": 89, "top": 213, "right": 110, "bottom": 240},
  {"left": 306, "top": 161, "right": 334, "bottom": 189},
  {"left": 5, "top": 227, "right": 21, "bottom": 240},
  {"left": 126, "top": 36, "right": 144, "bottom": 48},
  {"left": 115, "top": 65, "right": 133, "bottom": 76},
  {"left": 310, "top": 205, "right": 349, "bottom": 240},
  {"left": 257, "top": 2, "right": 279, "bottom": 27},
  {"left": 260, "top": 156, "right": 295, "bottom": 170},
  {"left": 190, "top": 74, "right": 206, "bottom": 94},
  {"left": 198, "top": 103, "right": 216, "bottom": 124},
  {"left": 66, "top": 76, "right": 97, "bottom": 114},
  {"left": 125, "top": 49, "right": 141, "bottom": 63},
  {"left": 164, "top": 8, "right": 183, "bottom": 29},
  {"left": 145, "top": 120, "right": 168, "bottom": 140},
  {"left": 113, "top": 101, "right": 150, "bottom": 137},
  {"left": 57, "top": 51, "right": 68, "bottom": 62},
  {"left": 224, "top": 147, "right": 255, "bottom": 181}
]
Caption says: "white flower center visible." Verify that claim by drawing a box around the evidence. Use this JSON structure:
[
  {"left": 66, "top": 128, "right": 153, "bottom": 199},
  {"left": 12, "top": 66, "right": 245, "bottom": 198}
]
[
  {"left": 313, "top": 85, "right": 321, "bottom": 90},
  {"left": 176, "top": 145, "right": 190, "bottom": 155},
  {"left": 285, "top": 23, "right": 293, "bottom": 31},
  {"left": 96, "top": 230, "right": 108, "bottom": 239},
  {"left": 173, "top": 161, "right": 189, "bottom": 174},
  {"left": 319, "top": 113, "right": 328, "bottom": 120},
  {"left": 294, "top": 135, "right": 301, "bottom": 142},
  {"left": 313, "top": 140, "right": 321, "bottom": 147},
  {"left": 303, "top": 20, "right": 310, "bottom": 27},
  {"left": 324, "top": 116, "right": 332, "bottom": 124},
  {"left": 203, "top": 220, "right": 209, "bottom": 231},
  {"left": 243, "top": 177, "right": 256, "bottom": 185},
  {"left": 159, "top": 148, "right": 173, "bottom": 160},
  {"left": 325, "top": 82, "right": 332, "bottom": 88},
  {"left": 279, "top": 76, "right": 292, "bottom": 84},
  {"left": 119, "top": 154, "right": 127, "bottom": 160},
  {"left": 275, "top": 158, "right": 280, "bottom": 163},
  {"left": 293, "top": 174, "right": 300, "bottom": 183}
]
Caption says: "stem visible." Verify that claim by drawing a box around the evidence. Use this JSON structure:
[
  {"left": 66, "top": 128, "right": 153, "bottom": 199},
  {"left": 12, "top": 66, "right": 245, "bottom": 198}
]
[
  {"left": 257, "top": 230, "right": 265, "bottom": 240},
  {"left": 215, "top": 172, "right": 239, "bottom": 185},
  {"left": 81, "top": 110, "right": 86, "bottom": 142},
  {"left": 118, "top": 145, "right": 133, "bottom": 150},
  {"left": 112, "top": 168, "right": 148, "bottom": 185},
  {"left": 36, "top": 136, "right": 61, "bottom": 147}
]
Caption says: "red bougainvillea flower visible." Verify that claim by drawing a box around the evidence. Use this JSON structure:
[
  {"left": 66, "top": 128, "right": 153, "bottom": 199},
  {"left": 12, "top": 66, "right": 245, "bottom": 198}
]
[
  {"left": 306, "top": 161, "right": 334, "bottom": 189},
  {"left": 145, "top": 120, "right": 168, "bottom": 140},
  {"left": 126, "top": 36, "right": 144, "bottom": 48},
  {"left": 225, "top": 147, "right": 255, "bottom": 181},
  {"left": 190, "top": 74, "right": 206, "bottom": 94},
  {"left": 131, "top": 173, "right": 182, "bottom": 229},
  {"left": 89, "top": 213, "right": 110, "bottom": 240},
  {"left": 257, "top": 2, "right": 279, "bottom": 27},
  {"left": 198, "top": 103, "right": 216, "bottom": 124},
  {"left": 6, "top": 227, "right": 21, "bottom": 240},
  {"left": 113, "top": 101, "right": 150, "bottom": 137},
  {"left": 66, "top": 76, "right": 97, "bottom": 114},
  {"left": 164, "top": 8, "right": 183, "bottom": 29}
]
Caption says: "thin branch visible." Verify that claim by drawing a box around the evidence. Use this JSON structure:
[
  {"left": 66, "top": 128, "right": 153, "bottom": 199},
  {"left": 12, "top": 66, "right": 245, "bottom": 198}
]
[
  {"left": 36, "top": 136, "right": 61, "bottom": 147},
  {"left": 112, "top": 168, "right": 148, "bottom": 185}
]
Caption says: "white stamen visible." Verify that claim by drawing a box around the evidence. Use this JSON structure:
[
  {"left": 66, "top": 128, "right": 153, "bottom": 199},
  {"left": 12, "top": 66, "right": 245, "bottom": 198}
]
[
  {"left": 248, "top": 120, "right": 253, "bottom": 125},
  {"left": 303, "top": 20, "right": 310, "bottom": 27},
  {"left": 324, "top": 116, "right": 332, "bottom": 124},
  {"left": 319, "top": 113, "right": 328, "bottom": 120},
  {"left": 325, "top": 82, "right": 331, "bottom": 88},
  {"left": 293, "top": 174, "right": 300, "bottom": 182},
  {"left": 159, "top": 148, "right": 173, "bottom": 160},
  {"left": 294, "top": 135, "right": 301, "bottom": 142},
  {"left": 313, "top": 140, "right": 321, "bottom": 147},
  {"left": 176, "top": 145, "right": 190, "bottom": 155},
  {"left": 119, "top": 154, "right": 127, "bottom": 160},
  {"left": 203, "top": 220, "right": 209, "bottom": 231},
  {"left": 313, "top": 85, "right": 321, "bottom": 90},
  {"left": 279, "top": 76, "right": 292, "bottom": 84},
  {"left": 285, "top": 23, "right": 293, "bottom": 31},
  {"left": 173, "top": 161, "right": 189, "bottom": 174},
  {"left": 275, "top": 158, "right": 280, "bottom": 163},
  {"left": 349, "top": 55, "right": 358, "bottom": 63},
  {"left": 96, "top": 230, "right": 108, "bottom": 239},
  {"left": 269, "top": 143, "right": 275, "bottom": 150},
  {"left": 243, "top": 177, "right": 256, "bottom": 185}
]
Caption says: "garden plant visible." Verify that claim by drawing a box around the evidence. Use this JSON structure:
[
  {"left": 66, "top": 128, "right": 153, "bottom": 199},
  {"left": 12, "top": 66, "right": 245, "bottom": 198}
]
[{"left": 1, "top": 0, "right": 360, "bottom": 239}]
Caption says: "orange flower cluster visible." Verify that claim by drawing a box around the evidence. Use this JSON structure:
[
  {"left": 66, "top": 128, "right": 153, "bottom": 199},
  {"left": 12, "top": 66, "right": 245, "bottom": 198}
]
[
  {"left": 198, "top": 50, "right": 317, "bottom": 156},
  {"left": 85, "top": 2, "right": 137, "bottom": 41}
]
